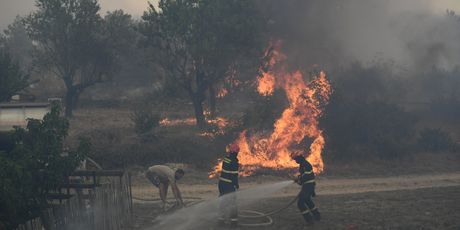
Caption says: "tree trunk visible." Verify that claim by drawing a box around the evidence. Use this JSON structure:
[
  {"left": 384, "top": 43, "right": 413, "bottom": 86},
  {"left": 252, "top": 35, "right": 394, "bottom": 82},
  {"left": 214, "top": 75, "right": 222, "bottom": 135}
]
[
  {"left": 64, "top": 84, "right": 82, "bottom": 117},
  {"left": 64, "top": 88, "right": 75, "bottom": 118},
  {"left": 191, "top": 93, "right": 206, "bottom": 129},
  {"left": 208, "top": 84, "right": 216, "bottom": 119}
]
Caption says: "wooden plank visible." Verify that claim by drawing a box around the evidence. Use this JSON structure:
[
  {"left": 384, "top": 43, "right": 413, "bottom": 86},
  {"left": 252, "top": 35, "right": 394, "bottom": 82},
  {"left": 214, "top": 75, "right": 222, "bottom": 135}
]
[
  {"left": 59, "top": 183, "right": 99, "bottom": 189},
  {"left": 47, "top": 193, "right": 74, "bottom": 200},
  {"left": 0, "top": 103, "right": 50, "bottom": 108},
  {"left": 71, "top": 170, "right": 124, "bottom": 177}
]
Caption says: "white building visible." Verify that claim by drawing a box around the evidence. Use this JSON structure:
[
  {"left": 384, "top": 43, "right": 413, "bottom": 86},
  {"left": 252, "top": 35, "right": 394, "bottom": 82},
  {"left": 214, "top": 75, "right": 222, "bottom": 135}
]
[{"left": 0, "top": 103, "right": 50, "bottom": 131}]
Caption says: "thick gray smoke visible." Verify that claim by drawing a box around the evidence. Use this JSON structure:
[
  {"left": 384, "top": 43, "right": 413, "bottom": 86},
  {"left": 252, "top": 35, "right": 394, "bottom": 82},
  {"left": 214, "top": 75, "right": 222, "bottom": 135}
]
[
  {"left": 150, "top": 181, "right": 293, "bottom": 230},
  {"left": 265, "top": 0, "right": 460, "bottom": 72}
]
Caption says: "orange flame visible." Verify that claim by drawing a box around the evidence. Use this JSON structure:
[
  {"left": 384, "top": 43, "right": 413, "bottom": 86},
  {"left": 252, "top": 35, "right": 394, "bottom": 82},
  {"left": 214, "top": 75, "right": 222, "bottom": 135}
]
[
  {"left": 210, "top": 44, "right": 332, "bottom": 178},
  {"left": 160, "top": 117, "right": 229, "bottom": 138},
  {"left": 257, "top": 72, "right": 276, "bottom": 96},
  {"left": 160, "top": 118, "right": 196, "bottom": 126},
  {"left": 217, "top": 87, "right": 229, "bottom": 98}
]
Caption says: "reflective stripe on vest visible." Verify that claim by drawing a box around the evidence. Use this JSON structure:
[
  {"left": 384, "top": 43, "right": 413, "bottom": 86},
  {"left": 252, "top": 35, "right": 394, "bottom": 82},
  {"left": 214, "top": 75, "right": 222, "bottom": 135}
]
[
  {"left": 303, "top": 179, "right": 315, "bottom": 184},
  {"left": 219, "top": 177, "right": 232, "bottom": 183},
  {"left": 223, "top": 158, "right": 232, "bottom": 163},
  {"left": 302, "top": 170, "right": 313, "bottom": 175},
  {"left": 222, "top": 169, "right": 238, "bottom": 174}
]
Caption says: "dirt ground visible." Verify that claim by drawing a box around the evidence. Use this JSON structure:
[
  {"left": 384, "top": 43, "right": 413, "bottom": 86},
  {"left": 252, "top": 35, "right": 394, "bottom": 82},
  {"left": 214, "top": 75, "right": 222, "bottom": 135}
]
[{"left": 130, "top": 172, "right": 460, "bottom": 230}]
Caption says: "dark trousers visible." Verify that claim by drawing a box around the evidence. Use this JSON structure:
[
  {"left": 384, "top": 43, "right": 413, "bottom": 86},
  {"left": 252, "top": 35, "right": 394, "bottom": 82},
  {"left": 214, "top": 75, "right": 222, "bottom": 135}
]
[
  {"left": 297, "top": 184, "right": 320, "bottom": 222},
  {"left": 218, "top": 181, "right": 238, "bottom": 221}
]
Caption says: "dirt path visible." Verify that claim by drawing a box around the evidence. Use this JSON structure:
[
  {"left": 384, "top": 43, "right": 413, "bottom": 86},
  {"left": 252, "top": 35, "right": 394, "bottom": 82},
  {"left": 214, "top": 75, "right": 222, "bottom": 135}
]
[
  {"left": 314, "top": 172, "right": 460, "bottom": 195},
  {"left": 131, "top": 172, "right": 460, "bottom": 201},
  {"left": 130, "top": 172, "right": 460, "bottom": 229}
]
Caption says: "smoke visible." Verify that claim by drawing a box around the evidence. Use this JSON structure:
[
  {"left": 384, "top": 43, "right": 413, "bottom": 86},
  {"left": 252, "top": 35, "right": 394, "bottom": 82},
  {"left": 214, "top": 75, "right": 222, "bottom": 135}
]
[
  {"left": 264, "top": 0, "right": 460, "bottom": 72},
  {"left": 150, "top": 180, "right": 293, "bottom": 230}
]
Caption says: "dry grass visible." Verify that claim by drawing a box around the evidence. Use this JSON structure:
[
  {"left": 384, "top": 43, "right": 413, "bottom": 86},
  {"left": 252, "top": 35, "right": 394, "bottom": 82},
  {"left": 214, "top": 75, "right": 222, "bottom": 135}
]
[{"left": 65, "top": 106, "right": 460, "bottom": 175}]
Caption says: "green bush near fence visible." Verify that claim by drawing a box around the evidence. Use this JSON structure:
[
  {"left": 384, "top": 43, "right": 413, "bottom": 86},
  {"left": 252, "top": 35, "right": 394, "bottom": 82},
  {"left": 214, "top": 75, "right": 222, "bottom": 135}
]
[{"left": 0, "top": 106, "right": 89, "bottom": 229}]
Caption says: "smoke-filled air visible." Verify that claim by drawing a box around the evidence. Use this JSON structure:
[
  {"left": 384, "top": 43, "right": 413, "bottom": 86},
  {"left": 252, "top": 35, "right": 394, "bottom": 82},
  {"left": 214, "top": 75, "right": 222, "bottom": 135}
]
[{"left": 0, "top": 0, "right": 459, "bottom": 230}]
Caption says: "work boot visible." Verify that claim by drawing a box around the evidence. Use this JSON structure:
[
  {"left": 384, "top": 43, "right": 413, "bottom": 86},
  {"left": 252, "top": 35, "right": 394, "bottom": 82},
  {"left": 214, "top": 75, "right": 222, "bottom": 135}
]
[
  {"left": 302, "top": 213, "right": 314, "bottom": 225},
  {"left": 230, "top": 219, "right": 238, "bottom": 228},
  {"left": 312, "top": 209, "right": 321, "bottom": 221},
  {"left": 217, "top": 217, "right": 225, "bottom": 226}
]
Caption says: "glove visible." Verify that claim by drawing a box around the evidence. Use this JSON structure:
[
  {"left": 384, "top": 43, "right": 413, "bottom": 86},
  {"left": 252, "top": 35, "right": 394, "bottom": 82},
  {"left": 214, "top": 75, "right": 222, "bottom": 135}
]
[{"left": 294, "top": 178, "right": 301, "bottom": 185}]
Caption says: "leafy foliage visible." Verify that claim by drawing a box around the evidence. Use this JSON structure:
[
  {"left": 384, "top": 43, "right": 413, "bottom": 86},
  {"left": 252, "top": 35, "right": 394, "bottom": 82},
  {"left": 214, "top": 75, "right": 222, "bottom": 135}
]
[
  {"left": 0, "top": 49, "right": 29, "bottom": 102},
  {"left": 24, "top": 0, "right": 115, "bottom": 117},
  {"left": 130, "top": 106, "right": 160, "bottom": 137},
  {"left": 322, "top": 99, "right": 417, "bottom": 159},
  {"left": 242, "top": 90, "right": 288, "bottom": 131},
  {"left": 140, "top": 0, "right": 267, "bottom": 127},
  {"left": 416, "top": 67, "right": 460, "bottom": 119},
  {"left": 2, "top": 16, "right": 34, "bottom": 70},
  {"left": 0, "top": 106, "right": 89, "bottom": 228},
  {"left": 417, "top": 128, "right": 456, "bottom": 152},
  {"left": 321, "top": 63, "right": 417, "bottom": 159}
]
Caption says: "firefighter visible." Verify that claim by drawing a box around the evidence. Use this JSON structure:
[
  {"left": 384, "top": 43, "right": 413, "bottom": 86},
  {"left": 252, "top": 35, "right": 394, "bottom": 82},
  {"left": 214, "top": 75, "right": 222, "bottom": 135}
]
[
  {"left": 293, "top": 155, "right": 321, "bottom": 225},
  {"left": 218, "top": 143, "right": 240, "bottom": 228},
  {"left": 145, "top": 165, "right": 185, "bottom": 211}
]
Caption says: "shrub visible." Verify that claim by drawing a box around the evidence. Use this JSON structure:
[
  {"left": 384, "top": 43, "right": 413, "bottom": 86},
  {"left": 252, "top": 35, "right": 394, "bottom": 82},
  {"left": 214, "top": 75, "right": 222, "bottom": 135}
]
[
  {"left": 417, "top": 128, "right": 456, "bottom": 152},
  {"left": 320, "top": 62, "right": 417, "bottom": 160},
  {"left": 0, "top": 106, "right": 89, "bottom": 228},
  {"left": 91, "top": 134, "right": 221, "bottom": 170},
  {"left": 321, "top": 98, "right": 417, "bottom": 160},
  {"left": 130, "top": 106, "right": 160, "bottom": 137}
]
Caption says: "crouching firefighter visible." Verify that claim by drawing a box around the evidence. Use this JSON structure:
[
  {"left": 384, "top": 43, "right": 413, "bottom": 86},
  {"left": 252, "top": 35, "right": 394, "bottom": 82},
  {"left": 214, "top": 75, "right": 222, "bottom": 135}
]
[
  {"left": 218, "top": 143, "right": 240, "bottom": 228},
  {"left": 293, "top": 155, "right": 321, "bottom": 225}
]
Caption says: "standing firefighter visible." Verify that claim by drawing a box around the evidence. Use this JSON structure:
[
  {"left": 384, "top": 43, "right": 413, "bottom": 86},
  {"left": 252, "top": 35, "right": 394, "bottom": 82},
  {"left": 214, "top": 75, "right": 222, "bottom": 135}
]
[
  {"left": 218, "top": 143, "right": 240, "bottom": 228},
  {"left": 293, "top": 155, "right": 321, "bottom": 225},
  {"left": 145, "top": 165, "right": 185, "bottom": 211}
]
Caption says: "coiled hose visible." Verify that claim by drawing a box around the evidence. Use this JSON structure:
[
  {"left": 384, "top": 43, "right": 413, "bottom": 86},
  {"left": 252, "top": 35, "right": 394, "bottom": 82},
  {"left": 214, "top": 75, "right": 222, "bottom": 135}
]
[
  {"left": 238, "top": 192, "right": 299, "bottom": 227},
  {"left": 132, "top": 192, "right": 301, "bottom": 227}
]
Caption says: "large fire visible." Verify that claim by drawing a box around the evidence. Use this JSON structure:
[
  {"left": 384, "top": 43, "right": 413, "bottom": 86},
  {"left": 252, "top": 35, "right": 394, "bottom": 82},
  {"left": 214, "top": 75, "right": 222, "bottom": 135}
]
[{"left": 210, "top": 44, "right": 332, "bottom": 178}]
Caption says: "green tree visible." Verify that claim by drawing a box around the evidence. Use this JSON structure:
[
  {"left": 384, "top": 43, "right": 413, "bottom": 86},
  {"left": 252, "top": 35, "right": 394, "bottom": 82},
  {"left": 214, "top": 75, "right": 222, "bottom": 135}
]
[
  {"left": 0, "top": 105, "right": 89, "bottom": 229},
  {"left": 103, "top": 10, "right": 139, "bottom": 58},
  {"left": 25, "top": 0, "right": 114, "bottom": 117},
  {"left": 2, "top": 16, "right": 34, "bottom": 70},
  {"left": 195, "top": 0, "right": 267, "bottom": 118},
  {"left": 0, "top": 48, "right": 29, "bottom": 102},
  {"left": 141, "top": 0, "right": 267, "bottom": 127}
]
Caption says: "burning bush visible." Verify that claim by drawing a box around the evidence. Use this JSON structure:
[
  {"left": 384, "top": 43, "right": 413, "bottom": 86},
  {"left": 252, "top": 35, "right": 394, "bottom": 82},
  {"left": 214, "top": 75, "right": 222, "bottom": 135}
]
[
  {"left": 242, "top": 90, "right": 287, "bottom": 131},
  {"left": 210, "top": 43, "right": 333, "bottom": 177}
]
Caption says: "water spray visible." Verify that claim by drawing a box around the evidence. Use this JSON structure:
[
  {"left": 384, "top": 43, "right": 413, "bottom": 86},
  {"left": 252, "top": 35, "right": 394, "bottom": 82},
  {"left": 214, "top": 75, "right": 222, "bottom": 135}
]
[{"left": 145, "top": 181, "right": 298, "bottom": 229}]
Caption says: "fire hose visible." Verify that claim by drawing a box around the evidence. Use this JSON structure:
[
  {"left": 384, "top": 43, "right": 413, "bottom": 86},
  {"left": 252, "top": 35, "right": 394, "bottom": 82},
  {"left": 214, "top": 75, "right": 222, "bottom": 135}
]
[
  {"left": 132, "top": 191, "right": 301, "bottom": 227},
  {"left": 238, "top": 192, "right": 300, "bottom": 227}
]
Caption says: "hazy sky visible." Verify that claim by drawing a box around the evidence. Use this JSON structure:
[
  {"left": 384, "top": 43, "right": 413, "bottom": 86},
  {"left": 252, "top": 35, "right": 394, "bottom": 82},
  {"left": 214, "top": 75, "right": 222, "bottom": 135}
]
[
  {"left": 0, "top": 0, "right": 157, "bottom": 31},
  {"left": 0, "top": 0, "right": 459, "bottom": 31}
]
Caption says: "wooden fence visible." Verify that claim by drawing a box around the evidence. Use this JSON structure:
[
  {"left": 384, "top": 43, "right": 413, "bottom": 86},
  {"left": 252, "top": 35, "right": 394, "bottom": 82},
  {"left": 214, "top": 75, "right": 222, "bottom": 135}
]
[{"left": 13, "top": 170, "right": 133, "bottom": 230}]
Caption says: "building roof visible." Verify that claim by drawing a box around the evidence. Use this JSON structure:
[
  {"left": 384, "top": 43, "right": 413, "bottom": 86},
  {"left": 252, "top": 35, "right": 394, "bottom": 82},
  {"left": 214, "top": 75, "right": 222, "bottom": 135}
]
[{"left": 0, "top": 103, "right": 50, "bottom": 108}]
